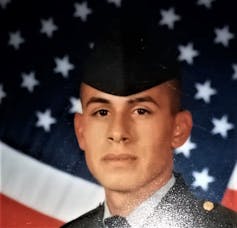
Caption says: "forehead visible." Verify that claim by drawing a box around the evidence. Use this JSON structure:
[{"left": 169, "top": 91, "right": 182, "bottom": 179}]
[{"left": 80, "top": 82, "right": 172, "bottom": 104}]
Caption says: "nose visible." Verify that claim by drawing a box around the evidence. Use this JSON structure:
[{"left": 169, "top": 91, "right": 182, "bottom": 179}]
[{"left": 107, "top": 114, "right": 131, "bottom": 144}]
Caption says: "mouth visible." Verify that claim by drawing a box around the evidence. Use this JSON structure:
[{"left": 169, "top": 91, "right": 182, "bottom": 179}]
[{"left": 102, "top": 153, "right": 137, "bottom": 162}]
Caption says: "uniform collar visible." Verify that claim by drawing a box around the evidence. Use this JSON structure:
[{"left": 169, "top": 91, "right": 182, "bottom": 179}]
[{"left": 103, "top": 174, "right": 175, "bottom": 227}]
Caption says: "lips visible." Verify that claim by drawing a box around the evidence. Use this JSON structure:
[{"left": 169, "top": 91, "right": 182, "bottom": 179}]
[{"left": 102, "top": 153, "right": 137, "bottom": 162}]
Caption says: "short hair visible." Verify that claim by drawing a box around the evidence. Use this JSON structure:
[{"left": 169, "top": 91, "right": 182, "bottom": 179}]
[{"left": 165, "top": 79, "right": 182, "bottom": 115}]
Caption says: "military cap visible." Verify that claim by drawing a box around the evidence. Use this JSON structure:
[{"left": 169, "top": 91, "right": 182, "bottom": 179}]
[{"left": 81, "top": 12, "right": 181, "bottom": 96}]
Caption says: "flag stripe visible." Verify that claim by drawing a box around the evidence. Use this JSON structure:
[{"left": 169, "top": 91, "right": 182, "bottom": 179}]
[
  {"left": 222, "top": 189, "right": 237, "bottom": 212},
  {"left": 221, "top": 163, "right": 237, "bottom": 212},
  {"left": 1, "top": 193, "right": 64, "bottom": 227},
  {"left": 0, "top": 141, "right": 104, "bottom": 222},
  {"left": 226, "top": 162, "right": 237, "bottom": 190}
]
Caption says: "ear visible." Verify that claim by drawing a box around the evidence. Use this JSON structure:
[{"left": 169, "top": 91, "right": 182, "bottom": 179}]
[
  {"left": 74, "top": 113, "right": 85, "bottom": 150},
  {"left": 171, "top": 110, "right": 193, "bottom": 149}
]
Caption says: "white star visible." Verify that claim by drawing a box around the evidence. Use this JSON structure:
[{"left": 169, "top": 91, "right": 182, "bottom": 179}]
[
  {"left": 211, "top": 115, "right": 234, "bottom": 138},
  {"left": 0, "top": 0, "right": 11, "bottom": 9},
  {"left": 232, "top": 64, "right": 237, "bottom": 80},
  {"left": 69, "top": 97, "right": 82, "bottom": 114},
  {"left": 21, "top": 71, "right": 39, "bottom": 92},
  {"left": 196, "top": 0, "right": 215, "bottom": 9},
  {"left": 74, "top": 2, "right": 92, "bottom": 22},
  {"left": 107, "top": 0, "right": 122, "bottom": 8},
  {"left": 54, "top": 55, "right": 75, "bottom": 78},
  {"left": 178, "top": 43, "right": 199, "bottom": 64},
  {"left": 194, "top": 80, "right": 217, "bottom": 103},
  {"left": 159, "top": 7, "right": 181, "bottom": 30},
  {"left": 8, "top": 30, "right": 25, "bottom": 50},
  {"left": 192, "top": 168, "right": 215, "bottom": 191},
  {"left": 214, "top": 26, "right": 234, "bottom": 47},
  {"left": 175, "top": 137, "right": 197, "bottom": 158},
  {"left": 0, "top": 84, "right": 7, "bottom": 104},
  {"left": 40, "top": 18, "right": 58, "bottom": 38},
  {"left": 89, "top": 42, "right": 95, "bottom": 49},
  {"left": 36, "top": 109, "right": 56, "bottom": 132}
]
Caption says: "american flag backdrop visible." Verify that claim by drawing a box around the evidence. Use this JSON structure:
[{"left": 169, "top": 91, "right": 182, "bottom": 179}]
[{"left": 0, "top": 0, "right": 237, "bottom": 227}]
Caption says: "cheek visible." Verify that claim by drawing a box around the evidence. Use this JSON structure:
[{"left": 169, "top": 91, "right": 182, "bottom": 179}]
[
  {"left": 82, "top": 122, "right": 107, "bottom": 167},
  {"left": 139, "top": 120, "right": 173, "bottom": 147},
  {"left": 136, "top": 121, "right": 174, "bottom": 164},
  {"left": 83, "top": 120, "right": 106, "bottom": 147},
  {"left": 82, "top": 132, "right": 101, "bottom": 177}
]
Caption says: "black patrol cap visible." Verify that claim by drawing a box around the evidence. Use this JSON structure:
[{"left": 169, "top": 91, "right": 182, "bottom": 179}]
[{"left": 81, "top": 12, "right": 181, "bottom": 96}]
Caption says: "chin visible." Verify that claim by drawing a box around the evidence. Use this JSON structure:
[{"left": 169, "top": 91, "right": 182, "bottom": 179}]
[
  {"left": 104, "top": 179, "right": 148, "bottom": 194},
  {"left": 104, "top": 183, "right": 137, "bottom": 193},
  {"left": 98, "top": 176, "right": 138, "bottom": 192}
]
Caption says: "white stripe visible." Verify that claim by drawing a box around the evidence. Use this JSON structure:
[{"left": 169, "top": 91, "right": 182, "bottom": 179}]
[
  {"left": 227, "top": 162, "right": 237, "bottom": 190},
  {"left": 0, "top": 141, "right": 105, "bottom": 222}
]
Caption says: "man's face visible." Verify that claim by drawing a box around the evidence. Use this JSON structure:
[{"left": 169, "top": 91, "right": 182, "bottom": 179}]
[{"left": 75, "top": 82, "right": 191, "bottom": 194}]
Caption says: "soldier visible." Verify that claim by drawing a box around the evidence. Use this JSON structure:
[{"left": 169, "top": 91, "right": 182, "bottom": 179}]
[{"left": 62, "top": 14, "right": 237, "bottom": 228}]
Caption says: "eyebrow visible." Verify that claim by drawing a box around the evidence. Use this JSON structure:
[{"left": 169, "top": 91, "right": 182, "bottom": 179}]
[
  {"left": 86, "top": 96, "right": 159, "bottom": 108},
  {"left": 86, "top": 97, "right": 110, "bottom": 107},
  {"left": 127, "top": 96, "right": 160, "bottom": 107}
]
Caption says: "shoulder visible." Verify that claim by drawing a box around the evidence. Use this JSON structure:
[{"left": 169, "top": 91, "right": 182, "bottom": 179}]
[
  {"left": 158, "top": 174, "right": 237, "bottom": 227},
  {"left": 60, "top": 204, "right": 104, "bottom": 228},
  {"left": 195, "top": 200, "right": 237, "bottom": 226}
]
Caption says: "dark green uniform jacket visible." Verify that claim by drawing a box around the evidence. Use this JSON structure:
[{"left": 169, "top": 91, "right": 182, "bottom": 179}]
[{"left": 61, "top": 174, "right": 237, "bottom": 227}]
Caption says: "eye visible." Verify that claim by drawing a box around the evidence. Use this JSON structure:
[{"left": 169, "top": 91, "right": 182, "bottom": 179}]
[
  {"left": 93, "top": 109, "right": 109, "bottom": 117},
  {"left": 135, "top": 108, "right": 150, "bottom": 115}
]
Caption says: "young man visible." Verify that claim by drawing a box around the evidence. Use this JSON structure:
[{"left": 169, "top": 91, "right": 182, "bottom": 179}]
[{"left": 62, "top": 21, "right": 237, "bottom": 227}]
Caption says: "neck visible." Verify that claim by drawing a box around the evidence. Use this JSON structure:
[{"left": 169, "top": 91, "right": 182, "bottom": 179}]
[{"left": 105, "top": 172, "right": 172, "bottom": 216}]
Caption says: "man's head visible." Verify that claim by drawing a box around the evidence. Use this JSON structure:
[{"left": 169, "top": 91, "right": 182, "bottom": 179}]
[
  {"left": 74, "top": 22, "right": 192, "bottom": 195},
  {"left": 75, "top": 81, "right": 192, "bottom": 195}
]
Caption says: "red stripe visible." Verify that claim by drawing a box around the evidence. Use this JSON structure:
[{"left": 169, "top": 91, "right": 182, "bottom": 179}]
[
  {"left": 0, "top": 193, "right": 65, "bottom": 227},
  {"left": 222, "top": 188, "right": 237, "bottom": 212}
]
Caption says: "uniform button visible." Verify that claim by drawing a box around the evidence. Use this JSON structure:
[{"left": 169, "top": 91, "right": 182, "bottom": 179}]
[{"left": 203, "top": 201, "right": 214, "bottom": 211}]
